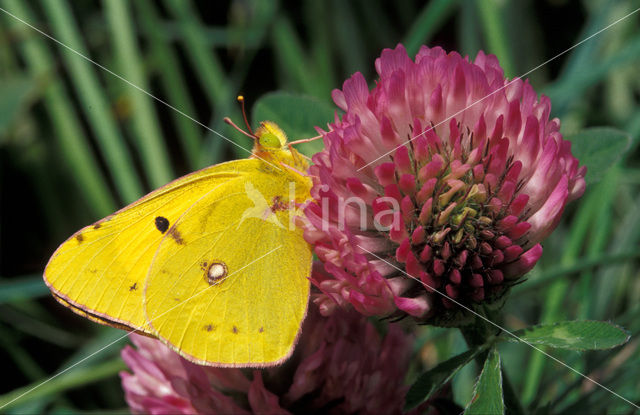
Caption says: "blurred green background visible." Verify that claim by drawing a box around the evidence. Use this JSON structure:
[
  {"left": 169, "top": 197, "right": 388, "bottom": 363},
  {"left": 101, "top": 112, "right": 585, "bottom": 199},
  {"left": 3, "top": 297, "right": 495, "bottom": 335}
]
[{"left": 0, "top": 0, "right": 639, "bottom": 413}]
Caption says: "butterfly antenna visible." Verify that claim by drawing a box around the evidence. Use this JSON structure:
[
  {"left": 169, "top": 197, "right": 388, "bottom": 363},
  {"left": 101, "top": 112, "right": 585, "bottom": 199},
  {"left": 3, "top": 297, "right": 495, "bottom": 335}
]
[
  {"left": 237, "top": 95, "right": 253, "bottom": 135},
  {"left": 223, "top": 117, "right": 256, "bottom": 140}
]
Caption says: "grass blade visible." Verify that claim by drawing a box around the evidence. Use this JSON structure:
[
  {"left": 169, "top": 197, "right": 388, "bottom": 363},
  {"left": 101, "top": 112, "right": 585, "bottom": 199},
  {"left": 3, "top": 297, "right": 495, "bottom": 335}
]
[
  {"left": 134, "top": 0, "right": 203, "bottom": 170},
  {"left": 477, "top": 0, "right": 515, "bottom": 77},
  {"left": 271, "top": 15, "right": 319, "bottom": 96},
  {"left": 458, "top": 0, "right": 481, "bottom": 58},
  {"left": 2, "top": 0, "right": 115, "bottom": 216},
  {"left": 162, "top": 0, "right": 240, "bottom": 159},
  {"left": 41, "top": 0, "right": 144, "bottom": 203},
  {"left": 403, "top": 0, "right": 459, "bottom": 57},
  {"left": 522, "top": 174, "right": 617, "bottom": 403},
  {"left": 0, "top": 275, "right": 49, "bottom": 304},
  {"left": 0, "top": 358, "right": 125, "bottom": 411},
  {"left": 162, "top": 0, "right": 232, "bottom": 106},
  {"left": 103, "top": 0, "right": 173, "bottom": 188},
  {"left": 331, "top": 0, "right": 367, "bottom": 77}
]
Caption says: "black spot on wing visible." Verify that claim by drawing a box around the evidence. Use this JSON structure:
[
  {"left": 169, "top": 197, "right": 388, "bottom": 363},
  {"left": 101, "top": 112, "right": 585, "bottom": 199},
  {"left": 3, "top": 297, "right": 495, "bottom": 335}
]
[
  {"left": 155, "top": 216, "right": 170, "bottom": 233},
  {"left": 129, "top": 282, "right": 137, "bottom": 291},
  {"left": 232, "top": 326, "right": 238, "bottom": 334},
  {"left": 75, "top": 234, "right": 84, "bottom": 243},
  {"left": 204, "top": 324, "right": 215, "bottom": 332}
]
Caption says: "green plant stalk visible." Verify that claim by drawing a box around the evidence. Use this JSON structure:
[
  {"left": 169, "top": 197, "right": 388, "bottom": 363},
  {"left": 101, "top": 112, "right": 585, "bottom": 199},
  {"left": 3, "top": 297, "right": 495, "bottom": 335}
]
[
  {"left": 0, "top": 304, "right": 82, "bottom": 348},
  {"left": 0, "top": 324, "right": 46, "bottom": 381},
  {"left": 594, "top": 192, "right": 640, "bottom": 318},
  {"left": 458, "top": 0, "right": 481, "bottom": 58},
  {"left": 271, "top": 15, "right": 320, "bottom": 97},
  {"left": 0, "top": 324, "right": 61, "bottom": 414},
  {"left": 555, "top": 366, "right": 639, "bottom": 415},
  {"left": 135, "top": 0, "right": 202, "bottom": 170},
  {"left": 32, "top": 159, "right": 69, "bottom": 237},
  {"left": 544, "top": 33, "right": 640, "bottom": 116},
  {"left": 103, "top": 0, "right": 173, "bottom": 188},
  {"left": 477, "top": 0, "right": 515, "bottom": 77},
  {"left": 604, "top": 9, "right": 637, "bottom": 124},
  {"left": 304, "top": 0, "right": 335, "bottom": 96},
  {"left": 225, "top": 1, "right": 277, "bottom": 108},
  {"left": 557, "top": 0, "right": 615, "bottom": 80},
  {"left": 356, "top": 0, "right": 395, "bottom": 50},
  {"left": 60, "top": 327, "right": 125, "bottom": 368},
  {"left": 403, "top": 0, "right": 459, "bottom": 57},
  {"left": 0, "top": 21, "right": 18, "bottom": 74},
  {"left": 41, "top": 0, "right": 144, "bottom": 203},
  {"left": 0, "top": 357, "right": 126, "bottom": 411},
  {"left": 331, "top": 0, "right": 367, "bottom": 77},
  {"left": 161, "top": 0, "right": 241, "bottom": 159},
  {"left": 522, "top": 183, "right": 608, "bottom": 403},
  {"left": 0, "top": 321, "right": 74, "bottom": 412},
  {"left": 0, "top": 274, "right": 49, "bottom": 304},
  {"left": 162, "top": 0, "right": 232, "bottom": 106},
  {"left": 7, "top": 298, "right": 63, "bottom": 326},
  {"left": 579, "top": 169, "right": 619, "bottom": 319},
  {"left": 625, "top": 106, "right": 640, "bottom": 147},
  {"left": 18, "top": 141, "right": 70, "bottom": 237},
  {"left": 3, "top": 0, "right": 115, "bottom": 216},
  {"left": 155, "top": 22, "right": 260, "bottom": 48}
]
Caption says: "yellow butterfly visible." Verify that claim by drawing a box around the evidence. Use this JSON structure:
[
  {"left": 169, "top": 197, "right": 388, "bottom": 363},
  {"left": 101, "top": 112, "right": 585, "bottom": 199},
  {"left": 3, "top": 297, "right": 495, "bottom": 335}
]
[{"left": 44, "top": 117, "right": 314, "bottom": 367}]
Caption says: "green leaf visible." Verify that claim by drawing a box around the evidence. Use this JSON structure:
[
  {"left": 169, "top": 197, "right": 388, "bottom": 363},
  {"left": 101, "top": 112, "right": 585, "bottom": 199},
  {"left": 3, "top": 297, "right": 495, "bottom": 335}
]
[
  {"left": 252, "top": 92, "right": 335, "bottom": 157},
  {"left": 405, "top": 348, "right": 480, "bottom": 411},
  {"left": 509, "top": 321, "right": 630, "bottom": 351},
  {"left": 465, "top": 348, "right": 504, "bottom": 415},
  {"left": 565, "top": 127, "right": 631, "bottom": 185}
]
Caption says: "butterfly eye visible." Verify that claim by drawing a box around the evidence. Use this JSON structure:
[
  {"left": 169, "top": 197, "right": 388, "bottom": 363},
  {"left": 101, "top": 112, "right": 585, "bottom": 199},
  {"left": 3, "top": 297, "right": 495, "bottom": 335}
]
[{"left": 259, "top": 132, "right": 282, "bottom": 149}]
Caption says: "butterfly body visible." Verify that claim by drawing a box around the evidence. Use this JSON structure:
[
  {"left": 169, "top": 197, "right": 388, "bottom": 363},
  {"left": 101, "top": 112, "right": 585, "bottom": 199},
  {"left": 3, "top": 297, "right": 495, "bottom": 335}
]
[{"left": 44, "top": 122, "right": 313, "bottom": 367}]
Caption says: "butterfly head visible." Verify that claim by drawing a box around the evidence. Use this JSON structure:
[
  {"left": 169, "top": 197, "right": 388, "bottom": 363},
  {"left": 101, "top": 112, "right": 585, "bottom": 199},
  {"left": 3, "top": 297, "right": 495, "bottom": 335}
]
[
  {"left": 224, "top": 97, "right": 310, "bottom": 172},
  {"left": 255, "top": 121, "right": 287, "bottom": 150},
  {"left": 253, "top": 121, "right": 309, "bottom": 171}
]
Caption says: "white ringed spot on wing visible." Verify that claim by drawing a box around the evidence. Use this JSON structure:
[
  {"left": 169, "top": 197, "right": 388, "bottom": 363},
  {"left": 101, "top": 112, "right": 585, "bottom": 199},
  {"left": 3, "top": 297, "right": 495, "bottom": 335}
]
[{"left": 205, "top": 261, "right": 228, "bottom": 285}]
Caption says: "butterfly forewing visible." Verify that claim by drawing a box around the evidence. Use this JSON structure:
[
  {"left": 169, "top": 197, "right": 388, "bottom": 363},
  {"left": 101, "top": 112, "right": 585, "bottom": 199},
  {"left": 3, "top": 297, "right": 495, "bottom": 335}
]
[{"left": 43, "top": 161, "right": 252, "bottom": 333}]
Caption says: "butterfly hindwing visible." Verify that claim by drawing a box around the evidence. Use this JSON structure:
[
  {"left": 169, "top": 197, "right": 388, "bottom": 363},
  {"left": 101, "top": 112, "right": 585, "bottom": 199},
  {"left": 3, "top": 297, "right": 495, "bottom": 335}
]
[{"left": 144, "top": 163, "right": 312, "bottom": 367}]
